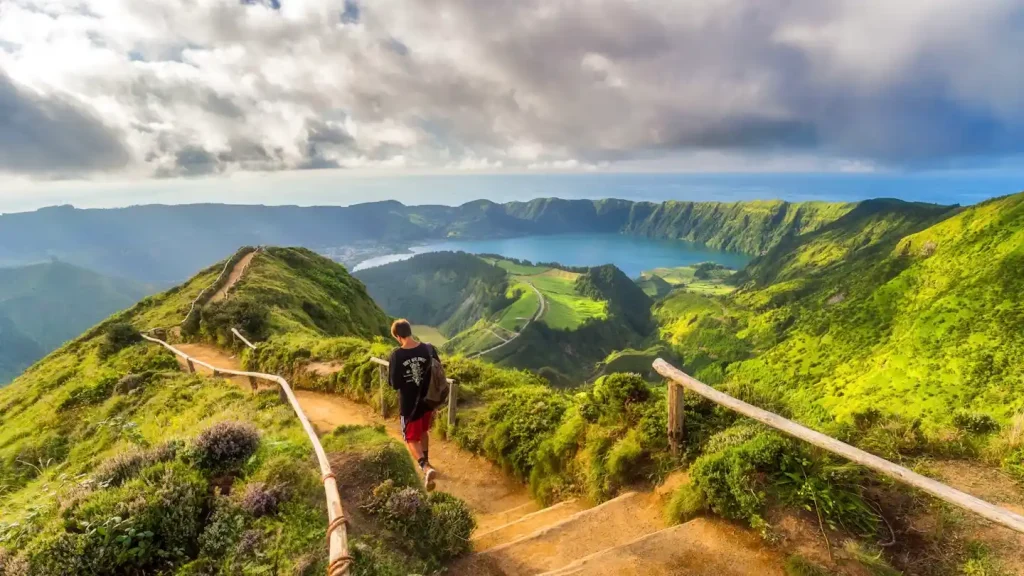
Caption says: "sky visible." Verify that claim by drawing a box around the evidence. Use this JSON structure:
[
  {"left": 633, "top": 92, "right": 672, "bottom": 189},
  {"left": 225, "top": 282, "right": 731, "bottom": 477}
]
[{"left": 1, "top": 0, "right": 1023, "bottom": 209}]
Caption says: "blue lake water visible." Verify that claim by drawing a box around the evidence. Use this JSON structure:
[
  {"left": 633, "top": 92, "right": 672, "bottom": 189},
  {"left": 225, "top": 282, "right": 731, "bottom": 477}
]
[{"left": 353, "top": 233, "right": 751, "bottom": 278}]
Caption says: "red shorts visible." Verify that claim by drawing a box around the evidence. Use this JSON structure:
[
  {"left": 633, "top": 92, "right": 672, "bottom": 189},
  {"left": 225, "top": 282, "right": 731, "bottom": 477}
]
[{"left": 401, "top": 411, "right": 434, "bottom": 443}]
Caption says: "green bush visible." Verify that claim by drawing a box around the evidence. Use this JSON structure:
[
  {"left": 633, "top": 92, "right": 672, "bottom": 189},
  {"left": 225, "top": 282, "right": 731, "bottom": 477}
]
[
  {"left": 100, "top": 322, "right": 141, "bottom": 357},
  {"left": 952, "top": 411, "right": 1000, "bottom": 435},
  {"left": 363, "top": 480, "right": 475, "bottom": 563},
  {"left": 605, "top": 429, "right": 645, "bottom": 492},
  {"left": 478, "top": 386, "right": 569, "bottom": 480},
  {"left": 690, "top": 428, "right": 879, "bottom": 537},
  {"left": 189, "top": 421, "right": 261, "bottom": 474},
  {"left": 57, "top": 375, "right": 117, "bottom": 412},
  {"left": 94, "top": 441, "right": 181, "bottom": 487},
  {"left": 30, "top": 462, "right": 208, "bottom": 574},
  {"left": 198, "top": 501, "right": 247, "bottom": 561},
  {"left": 202, "top": 297, "right": 270, "bottom": 344},
  {"left": 665, "top": 482, "right": 706, "bottom": 525}
]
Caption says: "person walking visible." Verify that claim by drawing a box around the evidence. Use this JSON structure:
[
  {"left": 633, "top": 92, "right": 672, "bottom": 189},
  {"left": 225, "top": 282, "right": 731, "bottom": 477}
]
[{"left": 388, "top": 319, "right": 440, "bottom": 490}]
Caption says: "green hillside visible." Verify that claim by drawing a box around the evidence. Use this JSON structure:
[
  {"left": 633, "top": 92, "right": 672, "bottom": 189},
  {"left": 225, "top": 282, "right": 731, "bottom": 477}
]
[
  {"left": 658, "top": 193, "right": 1024, "bottom": 451},
  {"left": 193, "top": 247, "right": 391, "bottom": 346},
  {"left": 356, "top": 253, "right": 652, "bottom": 383},
  {"left": 0, "top": 262, "right": 152, "bottom": 384},
  {"left": 0, "top": 249, "right": 471, "bottom": 575},
  {"left": 354, "top": 251, "right": 511, "bottom": 335}
]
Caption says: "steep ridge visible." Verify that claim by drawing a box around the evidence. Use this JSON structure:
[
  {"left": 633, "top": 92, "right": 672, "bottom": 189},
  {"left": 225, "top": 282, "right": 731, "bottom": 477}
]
[{"left": 177, "top": 248, "right": 791, "bottom": 575}]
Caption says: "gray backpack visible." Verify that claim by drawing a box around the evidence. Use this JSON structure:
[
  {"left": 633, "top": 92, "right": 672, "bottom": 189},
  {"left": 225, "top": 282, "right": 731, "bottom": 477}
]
[{"left": 422, "top": 344, "right": 450, "bottom": 410}]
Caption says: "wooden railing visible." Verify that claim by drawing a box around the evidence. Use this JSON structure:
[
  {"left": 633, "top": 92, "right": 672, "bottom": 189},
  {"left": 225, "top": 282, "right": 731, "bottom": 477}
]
[
  {"left": 181, "top": 246, "right": 259, "bottom": 331},
  {"left": 369, "top": 357, "right": 458, "bottom": 429},
  {"left": 653, "top": 358, "right": 1024, "bottom": 535},
  {"left": 141, "top": 333, "right": 352, "bottom": 575}
]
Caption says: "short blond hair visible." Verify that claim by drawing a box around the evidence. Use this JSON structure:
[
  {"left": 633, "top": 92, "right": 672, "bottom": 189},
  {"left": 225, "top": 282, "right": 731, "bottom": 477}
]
[{"left": 391, "top": 319, "right": 413, "bottom": 339}]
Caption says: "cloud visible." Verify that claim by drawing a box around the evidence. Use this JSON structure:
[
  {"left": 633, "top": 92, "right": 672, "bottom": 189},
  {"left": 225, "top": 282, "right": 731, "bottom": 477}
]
[
  {"left": 0, "top": 0, "right": 1022, "bottom": 179},
  {"left": 0, "top": 72, "right": 129, "bottom": 175}
]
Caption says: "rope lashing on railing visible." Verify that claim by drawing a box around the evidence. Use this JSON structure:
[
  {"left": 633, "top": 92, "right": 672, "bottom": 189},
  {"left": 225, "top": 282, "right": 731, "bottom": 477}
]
[
  {"left": 653, "top": 358, "right": 1024, "bottom": 536},
  {"left": 141, "top": 332, "right": 352, "bottom": 574}
]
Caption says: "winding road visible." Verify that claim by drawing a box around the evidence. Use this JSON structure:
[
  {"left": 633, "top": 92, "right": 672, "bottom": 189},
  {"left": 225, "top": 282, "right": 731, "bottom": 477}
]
[{"left": 469, "top": 281, "right": 544, "bottom": 359}]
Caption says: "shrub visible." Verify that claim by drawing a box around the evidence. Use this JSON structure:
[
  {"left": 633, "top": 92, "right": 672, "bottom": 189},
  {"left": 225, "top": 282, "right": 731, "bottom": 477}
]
[
  {"left": 689, "top": 431, "right": 792, "bottom": 526},
  {"left": 604, "top": 429, "right": 645, "bottom": 492},
  {"left": 203, "top": 298, "right": 270, "bottom": 343},
  {"left": 190, "top": 421, "right": 261, "bottom": 473},
  {"left": 0, "top": 548, "right": 29, "bottom": 576},
  {"left": 57, "top": 376, "right": 117, "bottom": 412},
  {"left": 101, "top": 322, "right": 141, "bottom": 357},
  {"left": 32, "top": 462, "right": 208, "bottom": 574},
  {"left": 691, "top": 429, "right": 878, "bottom": 537},
  {"left": 590, "top": 373, "right": 650, "bottom": 421},
  {"left": 198, "top": 502, "right": 246, "bottom": 560},
  {"left": 665, "top": 482, "right": 706, "bottom": 525},
  {"left": 239, "top": 482, "right": 279, "bottom": 518},
  {"left": 478, "top": 387, "right": 569, "bottom": 480},
  {"left": 363, "top": 480, "right": 475, "bottom": 563},
  {"left": 952, "top": 411, "right": 1000, "bottom": 435},
  {"left": 94, "top": 441, "right": 181, "bottom": 487}
]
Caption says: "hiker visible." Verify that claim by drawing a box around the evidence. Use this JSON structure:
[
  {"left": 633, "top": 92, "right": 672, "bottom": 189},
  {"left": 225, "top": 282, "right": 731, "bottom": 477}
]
[{"left": 388, "top": 319, "right": 442, "bottom": 490}]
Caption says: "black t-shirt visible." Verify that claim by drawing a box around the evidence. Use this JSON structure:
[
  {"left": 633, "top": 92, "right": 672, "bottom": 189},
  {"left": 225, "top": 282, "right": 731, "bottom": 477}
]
[{"left": 388, "top": 343, "right": 439, "bottom": 420}]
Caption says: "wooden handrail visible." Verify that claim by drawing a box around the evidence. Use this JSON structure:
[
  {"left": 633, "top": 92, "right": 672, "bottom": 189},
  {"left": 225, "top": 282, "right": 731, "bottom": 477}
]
[
  {"left": 653, "top": 358, "right": 1024, "bottom": 536},
  {"left": 231, "top": 327, "right": 257, "bottom": 350},
  {"left": 142, "top": 333, "right": 352, "bottom": 575},
  {"left": 369, "top": 356, "right": 458, "bottom": 428}
]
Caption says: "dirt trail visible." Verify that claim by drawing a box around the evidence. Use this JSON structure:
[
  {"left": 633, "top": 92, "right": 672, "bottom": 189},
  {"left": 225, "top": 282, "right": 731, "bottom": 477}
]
[
  {"left": 927, "top": 460, "right": 1024, "bottom": 574},
  {"left": 173, "top": 342, "right": 532, "bottom": 517},
  {"left": 211, "top": 251, "right": 256, "bottom": 303}
]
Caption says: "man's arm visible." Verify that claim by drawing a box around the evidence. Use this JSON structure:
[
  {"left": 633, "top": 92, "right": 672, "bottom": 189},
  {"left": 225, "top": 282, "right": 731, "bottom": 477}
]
[{"left": 388, "top": 351, "right": 401, "bottom": 389}]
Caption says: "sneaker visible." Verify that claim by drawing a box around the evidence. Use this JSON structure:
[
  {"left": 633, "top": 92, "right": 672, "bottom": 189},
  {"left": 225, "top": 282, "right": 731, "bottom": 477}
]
[{"left": 423, "top": 466, "right": 437, "bottom": 492}]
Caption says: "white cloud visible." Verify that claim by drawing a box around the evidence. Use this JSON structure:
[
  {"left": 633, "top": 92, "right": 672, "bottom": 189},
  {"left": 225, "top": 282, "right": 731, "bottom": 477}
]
[{"left": 0, "top": 0, "right": 1022, "bottom": 180}]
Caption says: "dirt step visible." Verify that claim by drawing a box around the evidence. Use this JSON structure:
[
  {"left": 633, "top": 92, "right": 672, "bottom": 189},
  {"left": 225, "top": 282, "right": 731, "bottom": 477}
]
[
  {"left": 472, "top": 499, "right": 590, "bottom": 551},
  {"left": 475, "top": 501, "right": 544, "bottom": 535},
  {"left": 538, "top": 517, "right": 786, "bottom": 576},
  {"left": 449, "top": 491, "right": 663, "bottom": 576}
]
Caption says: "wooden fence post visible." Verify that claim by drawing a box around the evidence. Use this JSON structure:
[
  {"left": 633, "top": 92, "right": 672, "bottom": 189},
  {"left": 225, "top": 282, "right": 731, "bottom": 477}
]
[
  {"left": 447, "top": 382, "right": 458, "bottom": 430},
  {"left": 667, "top": 382, "right": 685, "bottom": 456},
  {"left": 378, "top": 365, "right": 387, "bottom": 417},
  {"left": 186, "top": 359, "right": 196, "bottom": 374}
]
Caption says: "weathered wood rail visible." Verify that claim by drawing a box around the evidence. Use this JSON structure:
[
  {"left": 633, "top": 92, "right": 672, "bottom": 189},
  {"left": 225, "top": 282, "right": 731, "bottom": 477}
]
[
  {"left": 653, "top": 358, "right": 1024, "bottom": 536},
  {"left": 369, "top": 356, "right": 458, "bottom": 429},
  {"left": 142, "top": 333, "right": 352, "bottom": 575}
]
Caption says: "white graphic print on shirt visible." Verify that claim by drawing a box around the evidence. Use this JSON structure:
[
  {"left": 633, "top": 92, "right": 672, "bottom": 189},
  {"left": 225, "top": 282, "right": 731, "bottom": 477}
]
[{"left": 403, "top": 357, "right": 427, "bottom": 386}]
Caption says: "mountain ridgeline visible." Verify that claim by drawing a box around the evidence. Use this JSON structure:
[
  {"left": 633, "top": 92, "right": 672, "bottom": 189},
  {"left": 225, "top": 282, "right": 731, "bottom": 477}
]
[
  {"left": 2, "top": 192, "right": 1024, "bottom": 575},
  {"left": 0, "top": 198, "right": 858, "bottom": 284}
]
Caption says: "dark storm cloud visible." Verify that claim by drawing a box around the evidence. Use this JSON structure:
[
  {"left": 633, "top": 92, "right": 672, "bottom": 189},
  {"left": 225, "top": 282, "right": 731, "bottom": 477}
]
[{"left": 0, "top": 73, "right": 130, "bottom": 174}]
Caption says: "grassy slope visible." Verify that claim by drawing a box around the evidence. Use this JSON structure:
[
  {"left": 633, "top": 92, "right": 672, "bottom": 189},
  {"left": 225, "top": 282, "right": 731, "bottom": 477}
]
[
  {"left": 0, "top": 304, "right": 333, "bottom": 573},
  {"left": 354, "top": 251, "right": 510, "bottom": 336},
  {"left": 200, "top": 247, "right": 391, "bottom": 345},
  {"left": 0, "top": 248, "right": 470, "bottom": 575},
  {"left": 0, "top": 262, "right": 152, "bottom": 384},
  {"left": 639, "top": 264, "right": 737, "bottom": 297},
  {"left": 659, "top": 194, "right": 1024, "bottom": 436}
]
